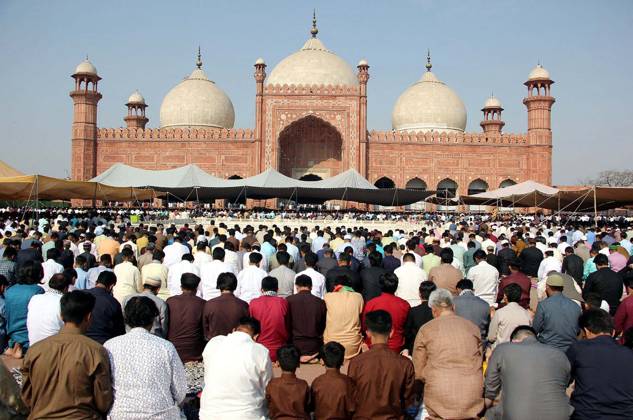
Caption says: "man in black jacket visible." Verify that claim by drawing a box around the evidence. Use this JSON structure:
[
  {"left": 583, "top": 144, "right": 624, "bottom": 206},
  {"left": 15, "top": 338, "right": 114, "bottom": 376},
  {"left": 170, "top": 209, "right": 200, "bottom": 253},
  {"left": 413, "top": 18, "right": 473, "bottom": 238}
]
[
  {"left": 562, "top": 246, "right": 584, "bottom": 287},
  {"left": 518, "top": 239, "right": 543, "bottom": 278},
  {"left": 583, "top": 254, "right": 623, "bottom": 315}
]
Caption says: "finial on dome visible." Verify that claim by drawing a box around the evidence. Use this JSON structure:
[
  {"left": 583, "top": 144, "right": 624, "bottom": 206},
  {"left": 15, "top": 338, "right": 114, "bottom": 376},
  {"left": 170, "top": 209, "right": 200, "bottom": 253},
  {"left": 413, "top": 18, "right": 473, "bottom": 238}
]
[
  {"left": 196, "top": 46, "right": 202, "bottom": 69},
  {"left": 426, "top": 49, "right": 432, "bottom": 72},
  {"left": 311, "top": 9, "right": 318, "bottom": 38}
]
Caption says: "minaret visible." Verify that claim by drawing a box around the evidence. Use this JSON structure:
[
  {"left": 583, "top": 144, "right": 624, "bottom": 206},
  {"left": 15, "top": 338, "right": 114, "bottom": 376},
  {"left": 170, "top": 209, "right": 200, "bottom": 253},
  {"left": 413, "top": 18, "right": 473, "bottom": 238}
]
[
  {"left": 124, "top": 90, "right": 148, "bottom": 129},
  {"left": 480, "top": 95, "right": 504, "bottom": 134},
  {"left": 254, "top": 56, "right": 267, "bottom": 171},
  {"left": 357, "top": 58, "right": 370, "bottom": 176},
  {"left": 523, "top": 64, "right": 555, "bottom": 145},
  {"left": 70, "top": 58, "right": 102, "bottom": 181}
]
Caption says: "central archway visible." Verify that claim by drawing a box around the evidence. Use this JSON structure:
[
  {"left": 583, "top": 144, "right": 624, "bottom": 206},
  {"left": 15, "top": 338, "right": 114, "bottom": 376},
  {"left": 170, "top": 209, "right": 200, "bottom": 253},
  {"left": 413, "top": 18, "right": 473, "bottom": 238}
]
[
  {"left": 278, "top": 115, "right": 343, "bottom": 180},
  {"left": 299, "top": 173, "right": 323, "bottom": 181}
]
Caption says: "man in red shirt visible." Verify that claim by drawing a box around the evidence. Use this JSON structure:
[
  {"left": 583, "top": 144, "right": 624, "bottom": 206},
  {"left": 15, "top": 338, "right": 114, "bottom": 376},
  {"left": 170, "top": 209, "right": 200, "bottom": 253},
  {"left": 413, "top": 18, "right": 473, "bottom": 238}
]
[
  {"left": 249, "top": 276, "right": 289, "bottom": 362},
  {"left": 496, "top": 259, "right": 532, "bottom": 309},
  {"left": 615, "top": 275, "right": 633, "bottom": 339},
  {"left": 362, "top": 272, "right": 410, "bottom": 352}
]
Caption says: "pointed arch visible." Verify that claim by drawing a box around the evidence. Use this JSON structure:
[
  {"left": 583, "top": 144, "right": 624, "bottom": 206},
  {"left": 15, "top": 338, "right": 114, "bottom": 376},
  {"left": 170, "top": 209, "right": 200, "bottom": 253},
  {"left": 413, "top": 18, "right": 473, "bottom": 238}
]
[
  {"left": 467, "top": 178, "right": 489, "bottom": 195},
  {"left": 405, "top": 177, "right": 427, "bottom": 191},
  {"left": 499, "top": 178, "right": 517, "bottom": 189},
  {"left": 374, "top": 176, "right": 395, "bottom": 189},
  {"left": 437, "top": 178, "right": 458, "bottom": 198},
  {"left": 299, "top": 173, "right": 323, "bottom": 181}
]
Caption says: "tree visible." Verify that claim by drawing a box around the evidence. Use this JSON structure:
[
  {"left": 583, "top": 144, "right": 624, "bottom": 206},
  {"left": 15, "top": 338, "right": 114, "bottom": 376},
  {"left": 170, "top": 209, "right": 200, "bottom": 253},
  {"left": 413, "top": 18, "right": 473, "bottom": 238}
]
[{"left": 583, "top": 170, "right": 633, "bottom": 187}]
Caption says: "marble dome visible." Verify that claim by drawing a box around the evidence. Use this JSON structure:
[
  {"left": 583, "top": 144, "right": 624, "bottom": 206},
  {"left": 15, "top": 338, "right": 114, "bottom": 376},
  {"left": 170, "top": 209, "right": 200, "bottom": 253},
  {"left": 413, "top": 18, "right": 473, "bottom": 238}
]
[
  {"left": 159, "top": 66, "right": 235, "bottom": 129},
  {"left": 74, "top": 59, "right": 98, "bottom": 75},
  {"left": 528, "top": 64, "right": 550, "bottom": 80},
  {"left": 392, "top": 65, "right": 467, "bottom": 133},
  {"left": 483, "top": 96, "right": 502, "bottom": 108},
  {"left": 127, "top": 90, "right": 145, "bottom": 105},
  {"left": 266, "top": 36, "right": 357, "bottom": 87}
]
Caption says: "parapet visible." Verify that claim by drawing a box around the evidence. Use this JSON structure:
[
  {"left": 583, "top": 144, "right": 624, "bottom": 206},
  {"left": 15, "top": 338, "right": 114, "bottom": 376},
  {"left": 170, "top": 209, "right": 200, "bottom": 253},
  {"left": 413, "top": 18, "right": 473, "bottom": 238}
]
[
  {"left": 97, "top": 127, "right": 255, "bottom": 141},
  {"left": 367, "top": 130, "right": 528, "bottom": 145}
]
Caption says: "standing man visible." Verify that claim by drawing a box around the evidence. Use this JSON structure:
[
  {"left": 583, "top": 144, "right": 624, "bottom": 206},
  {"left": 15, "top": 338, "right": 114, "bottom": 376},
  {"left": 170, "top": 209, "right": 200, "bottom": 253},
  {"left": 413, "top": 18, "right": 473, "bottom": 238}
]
[
  {"left": 200, "top": 317, "right": 272, "bottom": 419},
  {"left": 533, "top": 273, "right": 581, "bottom": 352},
  {"left": 26, "top": 273, "right": 70, "bottom": 345},
  {"left": 360, "top": 251, "right": 388, "bottom": 302},
  {"left": 294, "top": 252, "right": 326, "bottom": 298},
  {"left": 467, "top": 249, "right": 500, "bottom": 306},
  {"left": 166, "top": 273, "right": 206, "bottom": 362},
  {"left": 484, "top": 326, "right": 572, "bottom": 420},
  {"left": 85, "top": 271, "right": 126, "bottom": 345},
  {"left": 583, "top": 253, "right": 624, "bottom": 315},
  {"left": 112, "top": 248, "right": 141, "bottom": 304},
  {"left": 199, "top": 247, "right": 237, "bottom": 300},
  {"left": 203, "top": 272, "right": 249, "bottom": 340},
  {"left": 167, "top": 253, "right": 199, "bottom": 297},
  {"left": 487, "top": 284, "right": 532, "bottom": 348},
  {"left": 122, "top": 277, "right": 169, "bottom": 338},
  {"left": 347, "top": 310, "right": 416, "bottom": 419},
  {"left": 394, "top": 253, "right": 427, "bottom": 307},
  {"left": 567, "top": 309, "right": 633, "bottom": 419},
  {"left": 562, "top": 246, "right": 584, "bottom": 286},
  {"left": 286, "top": 274, "right": 327, "bottom": 363},
  {"left": 428, "top": 248, "right": 462, "bottom": 296},
  {"left": 268, "top": 251, "right": 296, "bottom": 298},
  {"left": 454, "top": 279, "right": 491, "bottom": 341},
  {"left": 413, "top": 288, "right": 484, "bottom": 420},
  {"left": 249, "top": 276, "right": 289, "bottom": 362},
  {"left": 236, "top": 252, "right": 267, "bottom": 304},
  {"left": 21, "top": 290, "right": 113, "bottom": 418}
]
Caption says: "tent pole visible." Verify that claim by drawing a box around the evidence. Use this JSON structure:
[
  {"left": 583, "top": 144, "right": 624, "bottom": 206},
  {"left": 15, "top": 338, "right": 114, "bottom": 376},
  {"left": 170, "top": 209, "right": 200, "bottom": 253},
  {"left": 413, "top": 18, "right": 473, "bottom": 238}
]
[{"left": 593, "top": 186, "right": 598, "bottom": 227}]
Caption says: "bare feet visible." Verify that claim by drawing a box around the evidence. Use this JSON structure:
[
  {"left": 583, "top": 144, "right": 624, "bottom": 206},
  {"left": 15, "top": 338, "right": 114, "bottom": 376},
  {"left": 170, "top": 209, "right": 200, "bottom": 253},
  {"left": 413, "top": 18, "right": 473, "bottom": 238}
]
[{"left": 300, "top": 353, "right": 319, "bottom": 364}]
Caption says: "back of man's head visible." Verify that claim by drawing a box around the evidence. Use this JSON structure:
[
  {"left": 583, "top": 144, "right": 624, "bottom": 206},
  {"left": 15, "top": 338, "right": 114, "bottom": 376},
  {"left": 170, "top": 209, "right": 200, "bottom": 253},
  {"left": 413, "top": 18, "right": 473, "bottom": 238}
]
[
  {"left": 180, "top": 273, "right": 200, "bottom": 291},
  {"left": 320, "top": 341, "right": 345, "bottom": 369},
  {"left": 419, "top": 281, "right": 437, "bottom": 301},
  {"left": 379, "top": 272, "right": 398, "bottom": 294},
  {"left": 249, "top": 252, "right": 263, "bottom": 266},
  {"left": 212, "top": 247, "right": 225, "bottom": 261},
  {"left": 365, "top": 310, "right": 392, "bottom": 337},
  {"left": 579, "top": 308, "right": 614, "bottom": 335},
  {"left": 304, "top": 252, "right": 317, "bottom": 267},
  {"left": 49, "top": 272, "right": 70, "bottom": 292},
  {"left": 60, "top": 290, "right": 96, "bottom": 325},
  {"left": 456, "top": 279, "right": 473, "bottom": 291},
  {"left": 594, "top": 253, "right": 609, "bottom": 267},
  {"left": 236, "top": 316, "right": 261, "bottom": 337},
  {"left": 96, "top": 270, "right": 117, "bottom": 288},
  {"left": 338, "top": 253, "right": 351, "bottom": 266},
  {"left": 295, "top": 274, "right": 312, "bottom": 289},
  {"left": 402, "top": 253, "right": 415, "bottom": 263},
  {"left": 217, "top": 272, "right": 237, "bottom": 292},
  {"left": 503, "top": 283, "right": 522, "bottom": 303},
  {"left": 368, "top": 251, "right": 383, "bottom": 268},
  {"left": 510, "top": 325, "right": 536, "bottom": 342},
  {"left": 276, "top": 345, "right": 300, "bottom": 373},
  {"left": 261, "top": 276, "right": 278, "bottom": 292},
  {"left": 440, "top": 248, "right": 453, "bottom": 264}
]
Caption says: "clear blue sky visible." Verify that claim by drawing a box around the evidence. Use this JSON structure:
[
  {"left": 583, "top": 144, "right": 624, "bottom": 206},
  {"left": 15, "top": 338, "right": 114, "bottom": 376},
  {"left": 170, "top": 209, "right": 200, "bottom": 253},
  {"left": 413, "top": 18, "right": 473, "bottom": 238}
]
[{"left": 1, "top": 0, "right": 631, "bottom": 184}]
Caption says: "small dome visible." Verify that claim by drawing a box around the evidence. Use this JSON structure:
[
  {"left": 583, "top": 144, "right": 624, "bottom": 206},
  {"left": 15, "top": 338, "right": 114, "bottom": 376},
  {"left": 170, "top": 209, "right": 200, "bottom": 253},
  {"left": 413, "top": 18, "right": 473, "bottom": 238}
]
[
  {"left": 127, "top": 90, "right": 145, "bottom": 105},
  {"left": 358, "top": 58, "right": 368, "bottom": 66},
  {"left": 159, "top": 67, "right": 235, "bottom": 129},
  {"left": 255, "top": 57, "right": 265, "bottom": 65},
  {"left": 74, "top": 59, "right": 97, "bottom": 75},
  {"left": 483, "top": 96, "right": 502, "bottom": 109},
  {"left": 266, "top": 37, "right": 357, "bottom": 87},
  {"left": 528, "top": 64, "right": 550, "bottom": 80},
  {"left": 392, "top": 67, "right": 467, "bottom": 133}
]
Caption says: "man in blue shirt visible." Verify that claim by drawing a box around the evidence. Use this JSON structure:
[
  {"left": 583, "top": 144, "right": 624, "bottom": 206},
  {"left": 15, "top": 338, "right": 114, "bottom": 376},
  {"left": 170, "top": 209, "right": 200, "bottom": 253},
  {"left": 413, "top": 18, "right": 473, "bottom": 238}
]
[
  {"left": 566, "top": 309, "right": 633, "bottom": 420},
  {"left": 533, "top": 273, "right": 581, "bottom": 352}
]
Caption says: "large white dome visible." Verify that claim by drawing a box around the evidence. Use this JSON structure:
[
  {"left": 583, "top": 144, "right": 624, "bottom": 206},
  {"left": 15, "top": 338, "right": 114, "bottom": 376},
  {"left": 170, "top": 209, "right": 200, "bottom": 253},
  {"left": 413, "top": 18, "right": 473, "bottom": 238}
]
[
  {"left": 159, "top": 67, "right": 235, "bottom": 129},
  {"left": 392, "top": 66, "right": 467, "bottom": 133},
  {"left": 266, "top": 37, "right": 357, "bottom": 87}
]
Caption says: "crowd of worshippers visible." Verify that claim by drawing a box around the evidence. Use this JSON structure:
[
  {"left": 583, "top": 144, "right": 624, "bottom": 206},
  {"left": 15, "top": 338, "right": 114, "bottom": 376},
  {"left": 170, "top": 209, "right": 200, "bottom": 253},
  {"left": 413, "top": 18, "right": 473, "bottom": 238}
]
[{"left": 1, "top": 218, "right": 633, "bottom": 419}]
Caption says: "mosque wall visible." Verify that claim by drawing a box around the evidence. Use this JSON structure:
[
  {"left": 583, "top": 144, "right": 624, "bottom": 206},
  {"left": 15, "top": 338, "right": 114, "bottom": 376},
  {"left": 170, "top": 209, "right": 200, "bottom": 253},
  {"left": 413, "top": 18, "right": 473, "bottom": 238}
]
[
  {"left": 94, "top": 128, "right": 258, "bottom": 178},
  {"left": 366, "top": 132, "right": 551, "bottom": 194}
]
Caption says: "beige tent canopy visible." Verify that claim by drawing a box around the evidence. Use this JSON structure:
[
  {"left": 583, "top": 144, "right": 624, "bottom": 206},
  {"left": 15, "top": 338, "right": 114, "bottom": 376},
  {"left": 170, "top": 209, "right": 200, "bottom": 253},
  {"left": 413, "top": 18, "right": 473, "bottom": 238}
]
[
  {"left": 460, "top": 181, "right": 633, "bottom": 211},
  {"left": 0, "top": 161, "right": 23, "bottom": 177},
  {"left": 0, "top": 175, "right": 157, "bottom": 201}
]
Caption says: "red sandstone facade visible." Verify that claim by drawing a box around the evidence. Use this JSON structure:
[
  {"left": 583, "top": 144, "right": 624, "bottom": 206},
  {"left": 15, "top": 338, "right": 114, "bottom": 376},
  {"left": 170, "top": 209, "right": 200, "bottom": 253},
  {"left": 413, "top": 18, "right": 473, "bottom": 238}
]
[{"left": 71, "top": 56, "right": 554, "bottom": 201}]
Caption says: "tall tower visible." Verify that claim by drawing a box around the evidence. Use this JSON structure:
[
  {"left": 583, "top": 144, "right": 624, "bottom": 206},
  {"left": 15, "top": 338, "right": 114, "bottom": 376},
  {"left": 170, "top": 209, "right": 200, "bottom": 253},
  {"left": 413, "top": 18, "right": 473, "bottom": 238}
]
[
  {"left": 124, "top": 90, "right": 148, "bottom": 129},
  {"left": 523, "top": 64, "right": 555, "bottom": 145},
  {"left": 254, "top": 56, "right": 267, "bottom": 171},
  {"left": 70, "top": 58, "right": 101, "bottom": 181},
  {"left": 357, "top": 58, "right": 369, "bottom": 176},
  {"left": 480, "top": 95, "right": 504, "bottom": 134}
]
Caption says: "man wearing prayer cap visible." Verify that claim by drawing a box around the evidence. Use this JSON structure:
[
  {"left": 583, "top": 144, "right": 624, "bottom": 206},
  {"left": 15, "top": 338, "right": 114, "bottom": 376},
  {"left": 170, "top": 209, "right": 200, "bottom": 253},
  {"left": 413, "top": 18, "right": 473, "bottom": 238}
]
[{"left": 121, "top": 275, "right": 169, "bottom": 337}]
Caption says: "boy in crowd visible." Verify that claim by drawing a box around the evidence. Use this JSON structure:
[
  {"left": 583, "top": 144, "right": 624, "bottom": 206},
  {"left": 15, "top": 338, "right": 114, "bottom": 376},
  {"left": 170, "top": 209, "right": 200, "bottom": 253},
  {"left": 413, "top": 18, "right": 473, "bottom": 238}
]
[
  {"left": 265, "top": 345, "right": 310, "bottom": 419},
  {"left": 311, "top": 341, "right": 356, "bottom": 420}
]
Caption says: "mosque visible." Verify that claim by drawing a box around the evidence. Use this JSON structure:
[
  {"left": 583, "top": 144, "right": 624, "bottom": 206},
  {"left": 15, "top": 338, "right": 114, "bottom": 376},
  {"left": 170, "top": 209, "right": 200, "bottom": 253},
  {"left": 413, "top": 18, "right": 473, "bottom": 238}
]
[{"left": 70, "top": 15, "right": 554, "bottom": 200}]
